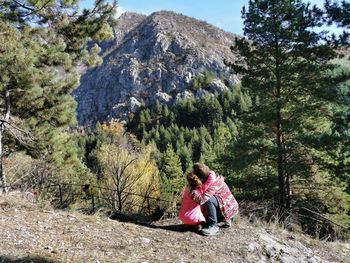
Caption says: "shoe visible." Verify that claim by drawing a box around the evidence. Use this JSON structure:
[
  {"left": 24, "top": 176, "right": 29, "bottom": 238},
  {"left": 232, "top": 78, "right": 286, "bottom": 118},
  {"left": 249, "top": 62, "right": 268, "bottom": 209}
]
[
  {"left": 200, "top": 224, "right": 219, "bottom": 236},
  {"left": 222, "top": 219, "right": 232, "bottom": 228}
]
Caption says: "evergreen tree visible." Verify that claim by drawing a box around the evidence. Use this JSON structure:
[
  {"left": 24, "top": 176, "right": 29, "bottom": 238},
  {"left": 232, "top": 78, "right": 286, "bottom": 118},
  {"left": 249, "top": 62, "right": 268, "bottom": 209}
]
[
  {"left": 160, "top": 144, "right": 184, "bottom": 200},
  {"left": 0, "top": 0, "right": 116, "bottom": 192},
  {"left": 158, "top": 125, "right": 171, "bottom": 151},
  {"left": 325, "top": 0, "right": 350, "bottom": 44},
  {"left": 177, "top": 145, "right": 193, "bottom": 173},
  {"left": 322, "top": 67, "right": 350, "bottom": 195},
  {"left": 175, "top": 98, "right": 197, "bottom": 128},
  {"left": 227, "top": 0, "right": 350, "bottom": 221},
  {"left": 198, "top": 96, "right": 223, "bottom": 126}
]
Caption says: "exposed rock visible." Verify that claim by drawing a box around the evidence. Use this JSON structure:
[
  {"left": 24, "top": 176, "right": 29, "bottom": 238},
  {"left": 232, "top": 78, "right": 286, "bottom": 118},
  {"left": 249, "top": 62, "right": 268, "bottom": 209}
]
[
  {"left": 73, "top": 11, "right": 241, "bottom": 126},
  {"left": 209, "top": 79, "right": 229, "bottom": 93},
  {"left": 128, "top": 97, "right": 141, "bottom": 113},
  {"left": 176, "top": 90, "right": 193, "bottom": 101},
  {"left": 155, "top": 91, "right": 172, "bottom": 104},
  {"left": 247, "top": 230, "right": 333, "bottom": 263}
]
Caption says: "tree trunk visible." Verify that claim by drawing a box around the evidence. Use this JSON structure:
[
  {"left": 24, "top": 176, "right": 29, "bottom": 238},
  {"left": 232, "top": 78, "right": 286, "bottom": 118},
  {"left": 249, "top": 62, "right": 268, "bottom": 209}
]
[
  {"left": 284, "top": 146, "right": 291, "bottom": 212},
  {"left": 0, "top": 89, "right": 10, "bottom": 194},
  {"left": 113, "top": 190, "right": 118, "bottom": 211},
  {"left": 276, "top": 84, "right": 290, "bottom": 219},
  {"left": 118, "top": 191, "right": 123, "bottom": 212},
  {"left": 0, "top": 126, "right": 8, "bottom": 193},
  {"left": 276, "top": 105, "right": 285, "bottom": 219},
  {"left": 273, "top": 19, "right": 289, "bottom": 220},
  {"left": 275, "top": 66, "right": 285, "bottom": 220},
  {"left": 0, "top": 89, "right": 10, "bottom": 193}
]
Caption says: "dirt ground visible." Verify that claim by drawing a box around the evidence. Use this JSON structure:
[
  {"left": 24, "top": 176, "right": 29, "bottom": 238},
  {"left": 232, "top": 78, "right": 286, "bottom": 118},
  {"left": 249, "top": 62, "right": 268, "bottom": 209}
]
[{"left": 0, "top": 194, "right": 349, "bottom": 263}]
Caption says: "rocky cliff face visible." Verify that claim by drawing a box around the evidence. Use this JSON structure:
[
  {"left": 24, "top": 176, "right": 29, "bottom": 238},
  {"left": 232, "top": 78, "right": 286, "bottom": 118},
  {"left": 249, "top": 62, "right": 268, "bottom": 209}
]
[{"left": 73, "top": 11, "right": 240, "bottom": 125}]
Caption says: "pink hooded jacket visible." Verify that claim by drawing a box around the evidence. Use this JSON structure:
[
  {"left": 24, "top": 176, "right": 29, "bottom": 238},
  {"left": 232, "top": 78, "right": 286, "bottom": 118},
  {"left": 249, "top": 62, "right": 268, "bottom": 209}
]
[
  {"left": 191, "top": 172, "right": 239, "bottom": 221},
  {"left": 178, "top": 172, "right": 215, "bottom": 225}
]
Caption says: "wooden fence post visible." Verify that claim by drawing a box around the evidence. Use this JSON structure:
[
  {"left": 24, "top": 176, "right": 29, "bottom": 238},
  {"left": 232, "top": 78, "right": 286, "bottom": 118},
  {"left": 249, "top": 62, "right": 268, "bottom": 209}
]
[
  {"left": 58, "top": 184, "right": 63, "bottom": 207},
  {"left": 91, "top": 192, "right": 95, "bottom": 210}
]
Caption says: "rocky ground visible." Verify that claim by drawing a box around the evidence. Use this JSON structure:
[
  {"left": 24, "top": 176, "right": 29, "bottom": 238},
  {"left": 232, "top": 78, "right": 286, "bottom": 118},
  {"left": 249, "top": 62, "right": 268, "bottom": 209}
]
[{"left": 0, "top": 194, "right": 349, "bottom": 263}]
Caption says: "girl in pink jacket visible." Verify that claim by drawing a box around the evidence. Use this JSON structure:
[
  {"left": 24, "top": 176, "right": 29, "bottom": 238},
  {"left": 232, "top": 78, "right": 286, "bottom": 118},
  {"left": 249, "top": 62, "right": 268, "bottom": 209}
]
[
  {"left": 191, "top": 163, "right": 239, "bottom": 236},
  {"left": 179, "top": 173, "right": 204, "bottom": 227},
  {"left": 178, "top": 172, "right": 216, "bottom": 229}
]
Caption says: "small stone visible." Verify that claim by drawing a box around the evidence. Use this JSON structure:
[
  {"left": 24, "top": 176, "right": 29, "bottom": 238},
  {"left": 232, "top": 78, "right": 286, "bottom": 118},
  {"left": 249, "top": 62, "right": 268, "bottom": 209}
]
[{"left": 142, "top": 237, "right": 151, "bottom": 244}]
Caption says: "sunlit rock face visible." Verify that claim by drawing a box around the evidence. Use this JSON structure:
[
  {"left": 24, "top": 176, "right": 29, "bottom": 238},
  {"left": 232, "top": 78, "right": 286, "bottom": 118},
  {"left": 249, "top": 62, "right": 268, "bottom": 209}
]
[{"left": 73, "top": 11, "right": 240, "bottom": 125}]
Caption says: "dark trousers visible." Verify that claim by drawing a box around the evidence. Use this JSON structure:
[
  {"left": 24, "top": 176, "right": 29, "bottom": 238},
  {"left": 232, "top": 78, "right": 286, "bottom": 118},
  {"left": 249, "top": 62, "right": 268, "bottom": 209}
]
[{"left": 203, "top": 195, "right": 224, "bottom": 226}]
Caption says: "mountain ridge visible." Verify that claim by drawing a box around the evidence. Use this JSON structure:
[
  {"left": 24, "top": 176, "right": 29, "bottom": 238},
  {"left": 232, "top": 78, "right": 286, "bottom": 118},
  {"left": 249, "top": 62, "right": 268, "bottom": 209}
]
[{"left": 73, "top": 11, "right": 241, "bottom": 126}]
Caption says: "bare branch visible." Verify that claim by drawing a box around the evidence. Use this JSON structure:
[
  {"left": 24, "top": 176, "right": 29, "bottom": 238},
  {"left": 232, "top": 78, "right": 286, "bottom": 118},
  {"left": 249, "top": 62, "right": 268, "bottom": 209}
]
[
  {"left": 301, "top": 207, "right": 349, "bottom": 230},
  {"left": 13, "top": 0, "right": 53, "bottom": 17},
  {"left": 13, "top": 0, "right": 35, "bottom": 12},
  {"left": 0, "top": 119, "right": 34, "bottom": 145}
]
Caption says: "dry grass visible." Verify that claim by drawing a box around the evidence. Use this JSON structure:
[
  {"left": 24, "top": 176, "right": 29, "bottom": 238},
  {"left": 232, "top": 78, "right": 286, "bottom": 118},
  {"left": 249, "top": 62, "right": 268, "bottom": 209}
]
[{"left": 0, "top": 194, "right": 349, "bottom": 263}]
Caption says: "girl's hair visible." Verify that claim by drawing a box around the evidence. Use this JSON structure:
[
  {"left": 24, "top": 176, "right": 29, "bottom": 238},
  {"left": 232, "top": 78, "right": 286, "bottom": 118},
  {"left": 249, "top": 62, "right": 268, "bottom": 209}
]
[
  {"left": 187, "top": 172, "right": 202, "bottom": 191},
  {"left": 193, "top": 163, "right": 210, "bottom": 180}
]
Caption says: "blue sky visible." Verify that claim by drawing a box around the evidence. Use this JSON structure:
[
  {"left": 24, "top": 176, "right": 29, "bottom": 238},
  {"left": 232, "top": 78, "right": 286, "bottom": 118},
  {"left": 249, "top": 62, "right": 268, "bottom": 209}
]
[
  {"left": 116, "top": 0, "right": 244, "bottom": 34},
  {"left": 81, "top": 0, "right": 338, "bottom": 35}
]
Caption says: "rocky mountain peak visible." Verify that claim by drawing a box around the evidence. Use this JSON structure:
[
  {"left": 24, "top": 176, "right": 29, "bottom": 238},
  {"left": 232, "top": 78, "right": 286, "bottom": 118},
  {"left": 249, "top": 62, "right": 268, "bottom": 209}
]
[{"left": 73, "top": 11, "right": 241, "bottom": 126}]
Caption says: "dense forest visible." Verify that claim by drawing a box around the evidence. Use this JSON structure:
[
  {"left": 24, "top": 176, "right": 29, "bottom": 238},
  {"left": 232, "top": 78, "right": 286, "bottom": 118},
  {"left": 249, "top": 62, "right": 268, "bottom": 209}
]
[{"left": 1, "top": 0, "right": 350, "bottom": 239}]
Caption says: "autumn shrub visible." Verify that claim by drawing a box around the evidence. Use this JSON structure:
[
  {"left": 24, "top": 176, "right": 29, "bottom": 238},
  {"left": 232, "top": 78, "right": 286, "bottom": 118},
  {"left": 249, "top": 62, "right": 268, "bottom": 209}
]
[{"left": 93, "top": 123, "right": 161, "bottom": 215}]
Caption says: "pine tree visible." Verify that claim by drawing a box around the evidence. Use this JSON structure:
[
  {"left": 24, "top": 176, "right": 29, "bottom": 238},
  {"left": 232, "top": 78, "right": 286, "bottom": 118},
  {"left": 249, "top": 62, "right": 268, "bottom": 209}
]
[
  {"left": 158, "top": 125, "right": 171, "bottom": 151},
  {"left": 325, "top": 0, "right": 350, "bottom": 45},
  {"left": 160, "top": 144, "right": 184, "bottom": 200},
  {"left": 322, "top": 67, "right": 350, "bottom": 196},
  {"left": 227, "top": 0, "right": 350, "bottom": 219},
  {"left": 175, "top": 98, "right": 197, "bottom": 128},
  {"left": 0, "top": 1, "right": 116, "bottom": 192},
  {"left": 177, "top": 145, "right": 193, "bottom": 173}
]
